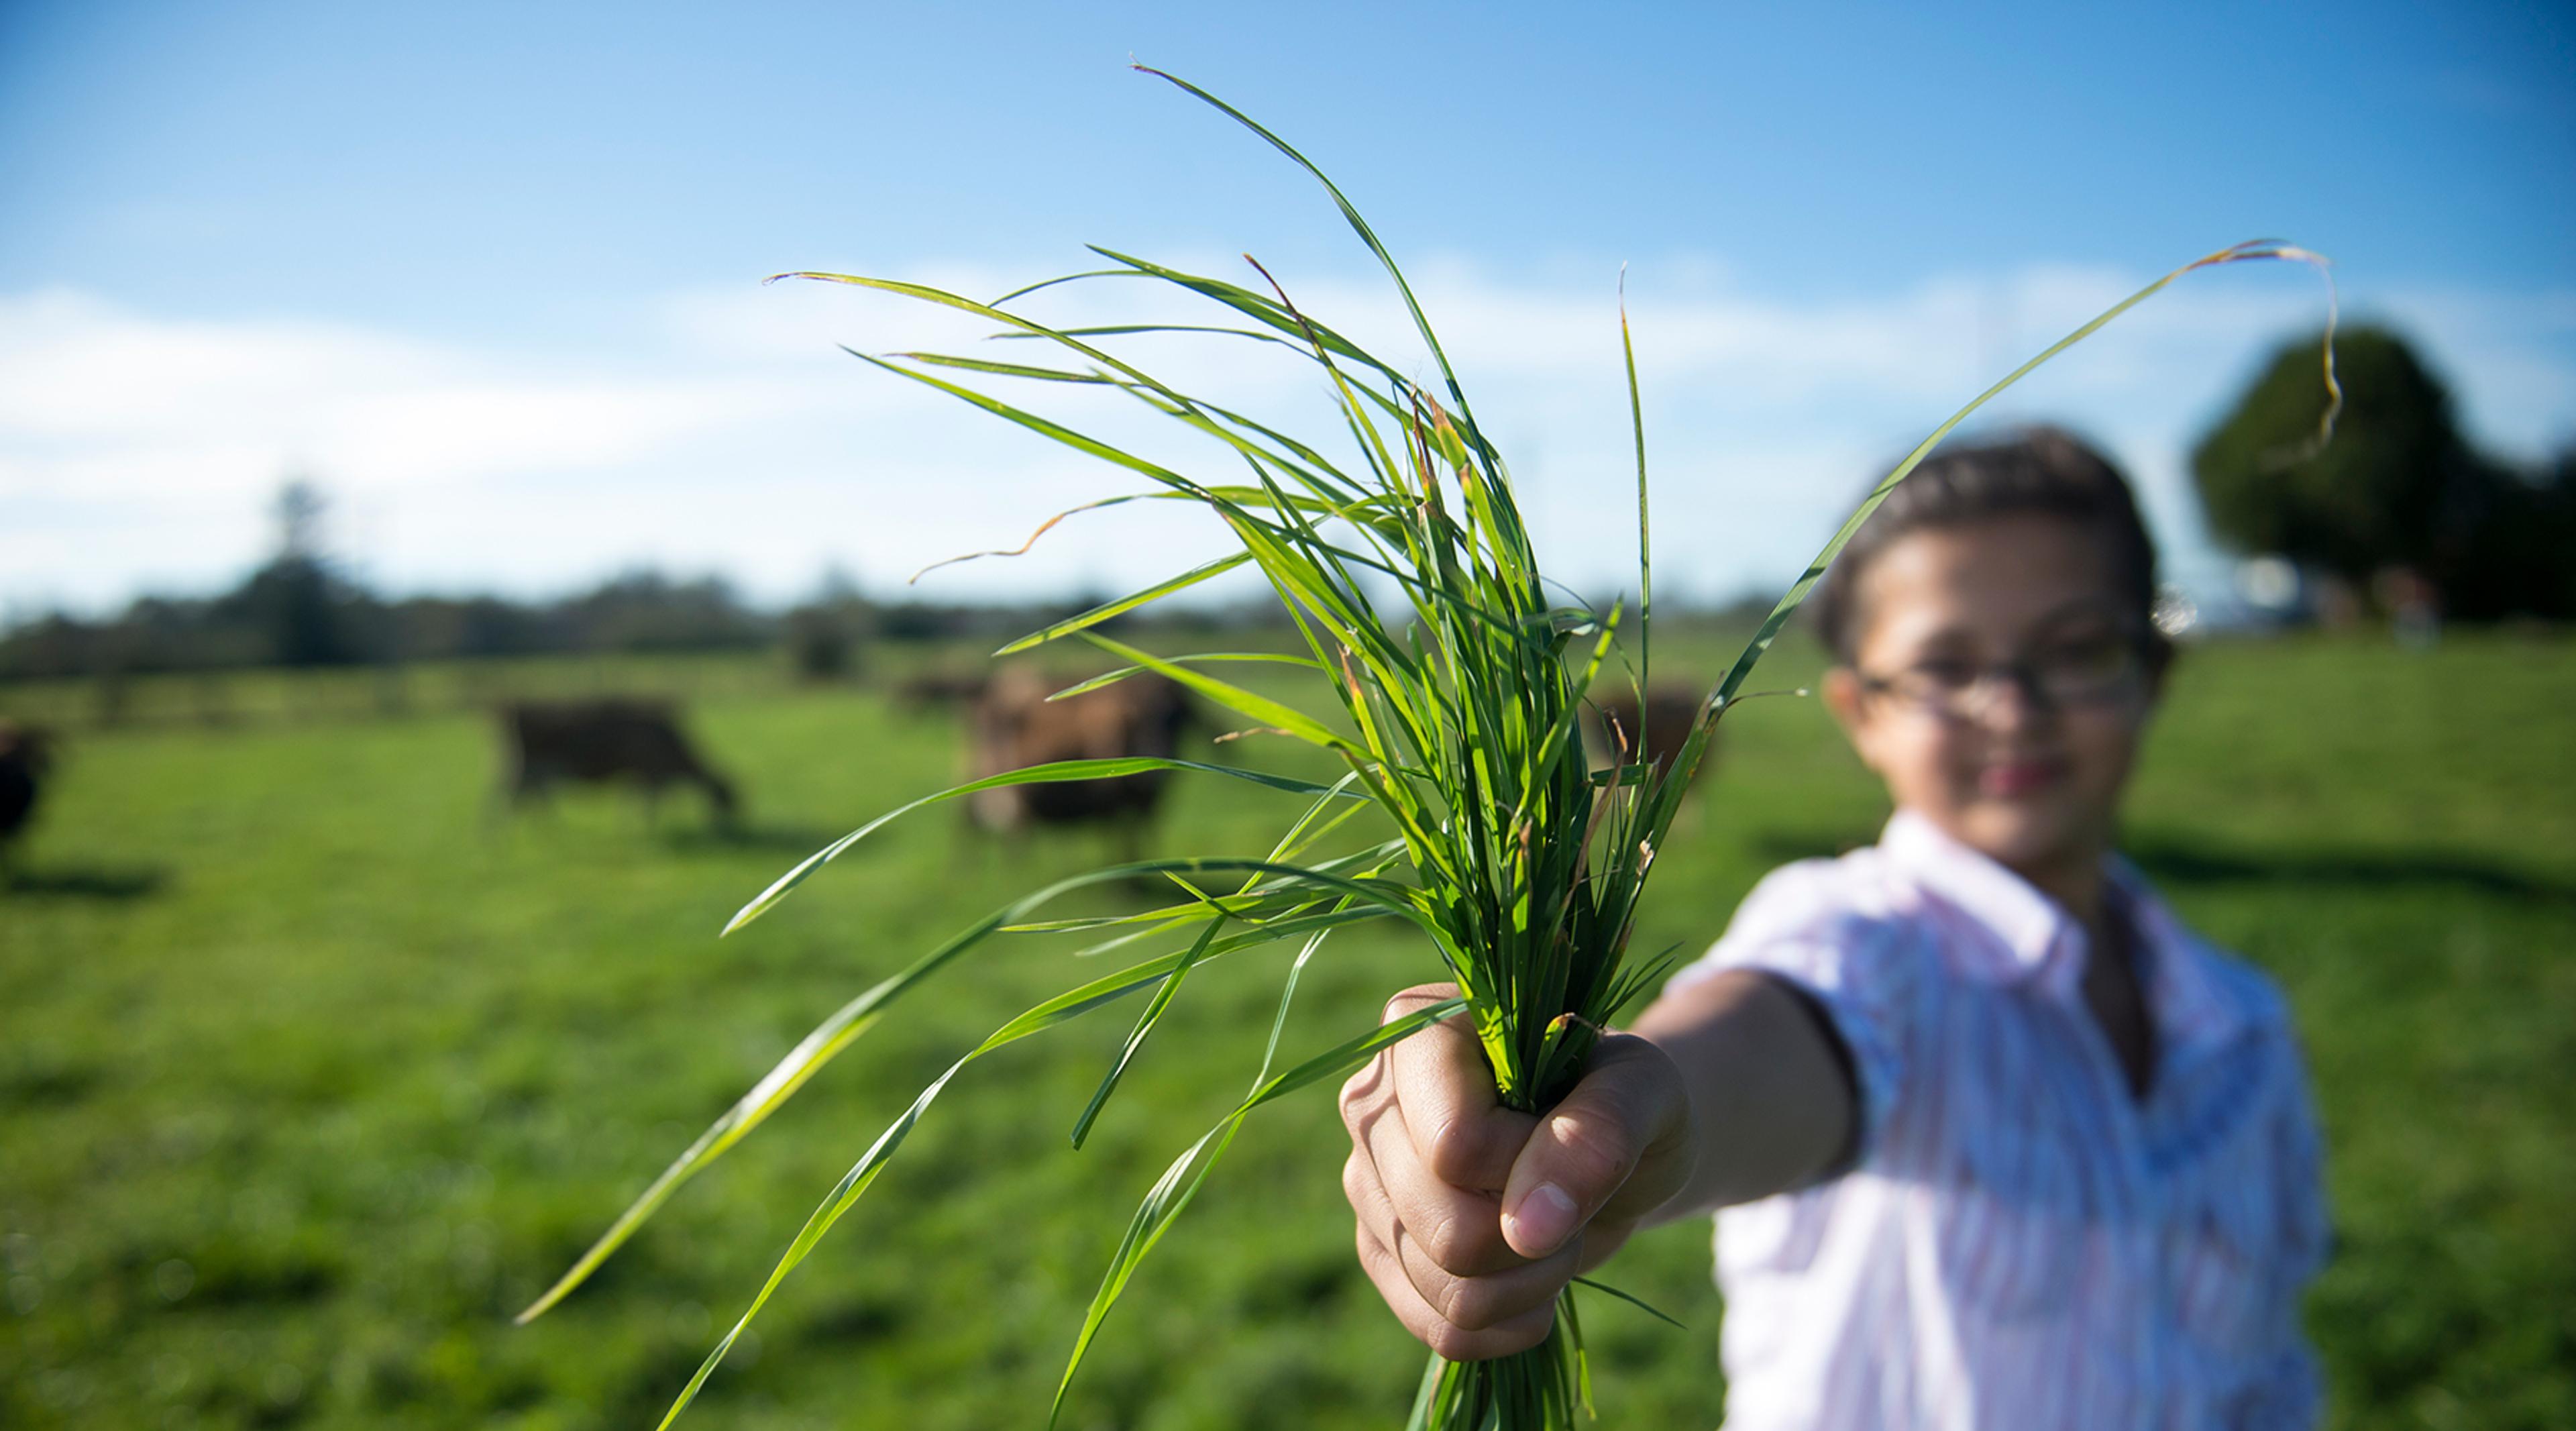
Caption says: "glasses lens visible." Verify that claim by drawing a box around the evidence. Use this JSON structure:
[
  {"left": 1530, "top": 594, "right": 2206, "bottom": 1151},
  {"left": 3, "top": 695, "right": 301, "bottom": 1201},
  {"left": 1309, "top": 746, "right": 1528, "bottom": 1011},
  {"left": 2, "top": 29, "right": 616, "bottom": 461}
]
[
  {"left": 2031, "top": 636, "right": 2139, "bottom": 702},
  {"left": 1881, "top": 660, "right": 1976, "bottom": 713}
]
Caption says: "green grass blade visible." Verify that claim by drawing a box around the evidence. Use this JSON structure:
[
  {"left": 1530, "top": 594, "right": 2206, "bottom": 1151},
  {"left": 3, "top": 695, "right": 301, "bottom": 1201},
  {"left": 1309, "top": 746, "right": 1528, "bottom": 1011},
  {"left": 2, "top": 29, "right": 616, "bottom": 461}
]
[
  {"left": 1069, "top": 912, "right": 1227, "bottom": 1149},
  {"left": 535, "top": 855, "right": 1236, "bottom": 1326},
  {"left": 1250, "top": 903, "right": 1348, "bottom": 1090},
  {"left": 1081, "top": 247, "right": 1424, "bottom": 407},
  {"left": 996, "top": 553, "right": 1253, "bottom": 654},
  {"left": 891, "top": 350, "right": 1117, "bottom": 384},
  {"left": 722, "top": 757, "right": 1360, "bottom": 937},
  {"left": 1079, "top": 632, "right": 1351, "bottom": 751},
  {"left": 1569, "top": 1275, "right": 1687, "bottom": 1330},
  {"left": 650, "top": 1053, "right": 976, "bottom": 1430},
  {"left": 513, "top": 986, "right": 886, "bottom": 1323},
  {"left": 1047, "top": 996, "right": 1468, "bottom": 1428},
  {"left": 641, "top": 875, "right": 1426, "bottom": 1427},
  {"left": 1621, "top": 270, "right": 1652, "bottom": 698},
  {"left": 1405, "top": 1350, "right": 1446, "bottom": 1431},
  {"left": 1046, "top": 653, "right": 1320, "bottom": 702},
  {"left": 845, "top": 350, "right": 1212, "bottom": 498},
  {"left": 1133, "top": 67, "right": 1487, "bottom": 457}
]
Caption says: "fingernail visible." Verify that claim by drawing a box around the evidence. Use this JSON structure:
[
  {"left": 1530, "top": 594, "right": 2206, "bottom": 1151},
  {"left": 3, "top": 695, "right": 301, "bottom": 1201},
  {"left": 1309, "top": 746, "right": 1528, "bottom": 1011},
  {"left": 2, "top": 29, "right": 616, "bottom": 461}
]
[{"left": 1505, "top": 1183, "right": 1577, "bottom": 1254}]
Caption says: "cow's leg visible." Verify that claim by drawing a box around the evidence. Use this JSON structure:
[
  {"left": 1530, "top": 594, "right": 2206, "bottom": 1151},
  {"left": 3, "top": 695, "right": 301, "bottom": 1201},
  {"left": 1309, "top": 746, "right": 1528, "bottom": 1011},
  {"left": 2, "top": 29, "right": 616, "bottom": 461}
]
[
  {"left": 698, "top": 772, "right": 738, "bottom": 829},
  {"left": 492, "top": 750, "right": 533, "bottom": 828},
  {"left": 500, "top": 767, "right": 557, "bottom": 829}
]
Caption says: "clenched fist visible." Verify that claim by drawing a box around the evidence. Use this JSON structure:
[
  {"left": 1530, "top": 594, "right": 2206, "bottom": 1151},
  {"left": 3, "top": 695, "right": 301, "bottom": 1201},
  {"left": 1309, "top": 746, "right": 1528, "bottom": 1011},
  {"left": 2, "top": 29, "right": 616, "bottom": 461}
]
[{"left": 1337, "top": 984, "right": 1697, "bottom": 1361}]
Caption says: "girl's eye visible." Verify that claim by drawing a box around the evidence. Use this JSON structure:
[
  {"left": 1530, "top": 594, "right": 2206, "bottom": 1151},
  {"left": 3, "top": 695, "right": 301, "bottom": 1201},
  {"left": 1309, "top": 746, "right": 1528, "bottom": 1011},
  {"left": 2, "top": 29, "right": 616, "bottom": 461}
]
[
  {"left": 2042, "top": 637, "right": 2130, "bottom": 679},
  {"left": 1912, "top": 659, "right": 1978, "bottom": 691}
]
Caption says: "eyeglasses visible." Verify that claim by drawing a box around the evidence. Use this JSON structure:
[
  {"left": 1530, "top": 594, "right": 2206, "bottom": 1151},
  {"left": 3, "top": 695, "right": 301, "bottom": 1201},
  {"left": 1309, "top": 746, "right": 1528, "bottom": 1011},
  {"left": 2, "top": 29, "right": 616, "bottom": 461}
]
[{"left": 1855, "top": 632, "right": 2149, "bottom": 721}]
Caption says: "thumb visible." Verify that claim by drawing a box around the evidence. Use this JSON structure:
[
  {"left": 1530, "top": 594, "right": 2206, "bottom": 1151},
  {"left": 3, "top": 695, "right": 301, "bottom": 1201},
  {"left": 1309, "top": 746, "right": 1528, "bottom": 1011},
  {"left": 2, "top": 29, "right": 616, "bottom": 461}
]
[{"left": 1496, "top": 1034, "right": 1690, "bottom": 1259}]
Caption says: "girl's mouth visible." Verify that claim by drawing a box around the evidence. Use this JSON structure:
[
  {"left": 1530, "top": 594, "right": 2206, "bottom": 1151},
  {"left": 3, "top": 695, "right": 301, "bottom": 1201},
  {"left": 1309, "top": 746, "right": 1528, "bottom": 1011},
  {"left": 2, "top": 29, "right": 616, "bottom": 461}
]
[{"left": 1976, "top": 757, "right": 2065, "bottom": 797}]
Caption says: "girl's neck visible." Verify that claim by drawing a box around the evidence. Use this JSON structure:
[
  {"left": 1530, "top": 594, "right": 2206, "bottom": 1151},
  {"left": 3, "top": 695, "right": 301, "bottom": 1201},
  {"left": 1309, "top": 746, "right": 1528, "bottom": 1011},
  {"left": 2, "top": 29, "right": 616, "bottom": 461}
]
[{"left": 2007, "top": 845, "right": 2108, "bottom": 936}]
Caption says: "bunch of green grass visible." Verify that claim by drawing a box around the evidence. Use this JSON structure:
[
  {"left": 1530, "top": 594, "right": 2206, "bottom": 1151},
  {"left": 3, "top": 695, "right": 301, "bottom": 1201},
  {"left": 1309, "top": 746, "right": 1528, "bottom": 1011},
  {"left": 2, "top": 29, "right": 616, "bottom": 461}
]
[{"left": 517, "top": 68, "right": 2334, "bottom": 1430}]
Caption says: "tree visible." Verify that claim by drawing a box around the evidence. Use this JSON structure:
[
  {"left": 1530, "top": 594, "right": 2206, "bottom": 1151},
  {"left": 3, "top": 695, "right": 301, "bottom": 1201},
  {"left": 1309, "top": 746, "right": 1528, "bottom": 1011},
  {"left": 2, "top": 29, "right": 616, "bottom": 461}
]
[
  {"left": 2192, "top": 325, "right": 2481, "bottom": 587},
  {"left": 784, "top": 564, "right": 871, "bottom": 683},
  {"left": 2438, "top": 445, "right": 2576, "bottom": 621},
  {"left": 214, "top": 478, "right": 370, "bottom": 667}
]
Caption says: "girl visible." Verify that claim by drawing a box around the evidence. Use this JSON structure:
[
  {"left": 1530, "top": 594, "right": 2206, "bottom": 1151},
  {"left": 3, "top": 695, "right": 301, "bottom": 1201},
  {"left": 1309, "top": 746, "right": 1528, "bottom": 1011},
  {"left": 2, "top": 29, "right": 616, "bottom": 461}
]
[{"left": 1338, "top": 428, "right": 2330, "bottom": 1430}]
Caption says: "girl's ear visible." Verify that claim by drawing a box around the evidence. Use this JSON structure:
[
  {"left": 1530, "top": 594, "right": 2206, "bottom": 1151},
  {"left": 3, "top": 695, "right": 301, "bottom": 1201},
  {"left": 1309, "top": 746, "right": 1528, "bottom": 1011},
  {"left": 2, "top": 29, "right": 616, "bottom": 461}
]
[{"left": 1821, "top": 666, "right": 1875, "bottom": 766}]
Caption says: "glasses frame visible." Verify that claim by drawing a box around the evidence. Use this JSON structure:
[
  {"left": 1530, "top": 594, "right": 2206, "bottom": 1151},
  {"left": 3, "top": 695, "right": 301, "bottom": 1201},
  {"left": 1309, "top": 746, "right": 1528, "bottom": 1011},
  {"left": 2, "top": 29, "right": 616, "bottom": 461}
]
[{"left": 1852, "top": 632, "right": 2155, "bottom": 723}]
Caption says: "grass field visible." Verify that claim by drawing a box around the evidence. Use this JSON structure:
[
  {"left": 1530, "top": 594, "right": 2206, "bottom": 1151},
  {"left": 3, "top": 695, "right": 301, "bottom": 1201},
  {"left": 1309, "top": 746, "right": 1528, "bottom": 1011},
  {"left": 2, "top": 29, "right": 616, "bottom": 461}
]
[{"left": 4, "top": 630, "right": 2571, "bottom": 1429}]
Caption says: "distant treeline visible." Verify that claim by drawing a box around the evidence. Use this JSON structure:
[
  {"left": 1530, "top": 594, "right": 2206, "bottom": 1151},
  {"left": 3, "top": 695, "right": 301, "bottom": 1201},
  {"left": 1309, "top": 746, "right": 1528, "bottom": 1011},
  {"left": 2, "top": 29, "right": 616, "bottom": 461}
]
[{"left": 0, "top": 559, "right": 1284, "bottom": 684}]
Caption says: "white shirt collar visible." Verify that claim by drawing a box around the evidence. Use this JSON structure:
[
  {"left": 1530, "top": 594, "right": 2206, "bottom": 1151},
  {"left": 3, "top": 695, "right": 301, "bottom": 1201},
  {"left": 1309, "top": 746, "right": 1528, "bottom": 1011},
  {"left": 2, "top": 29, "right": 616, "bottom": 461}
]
[
  {"left": 1879, "top": 809, "right": 2070, "bottom": 983},
  {"left": 1879, "top": 808, "right": 2253, "bottom": 1053}
]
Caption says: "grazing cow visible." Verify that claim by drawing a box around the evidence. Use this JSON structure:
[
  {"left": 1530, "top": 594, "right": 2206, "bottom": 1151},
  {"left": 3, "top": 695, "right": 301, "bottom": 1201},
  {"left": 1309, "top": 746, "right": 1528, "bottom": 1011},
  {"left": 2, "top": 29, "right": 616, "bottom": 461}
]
[
  {"left": 893, "top": 670, "right": 993, "bottom": 715},
  {"left": 964, "top": 668, "right": 1196, "bottom": 853},
  {"left": 498, "top": 698, "right": 738, "bottom": 825},
  {"left": 0, "top": 721, "right": 57, "bottom": 857},
  {"left": 1588, "top": 686, "right": 1715, "bottom": 790}
]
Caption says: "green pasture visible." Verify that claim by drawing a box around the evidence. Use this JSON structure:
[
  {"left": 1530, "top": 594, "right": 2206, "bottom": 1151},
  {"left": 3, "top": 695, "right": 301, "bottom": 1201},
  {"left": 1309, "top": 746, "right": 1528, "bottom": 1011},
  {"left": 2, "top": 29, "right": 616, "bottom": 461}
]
[{"left": 3, "top": 631, "right": 2571, "bottom": 1429}]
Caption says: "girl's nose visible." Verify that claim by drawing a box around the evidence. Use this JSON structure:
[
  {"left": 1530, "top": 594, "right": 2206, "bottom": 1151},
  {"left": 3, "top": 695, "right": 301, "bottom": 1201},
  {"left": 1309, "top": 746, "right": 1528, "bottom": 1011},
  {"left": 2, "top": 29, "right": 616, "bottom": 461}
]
[{"left": 1966, "top": 668, "right": 2053, "bottom": 731}]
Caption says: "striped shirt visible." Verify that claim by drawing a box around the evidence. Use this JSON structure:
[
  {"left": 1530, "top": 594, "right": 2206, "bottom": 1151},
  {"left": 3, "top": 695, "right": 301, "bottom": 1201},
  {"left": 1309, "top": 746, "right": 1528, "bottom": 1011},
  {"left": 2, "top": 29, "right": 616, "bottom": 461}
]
[{"left": 1669, "top": 810, "right": 2330, "bottom": 1431}]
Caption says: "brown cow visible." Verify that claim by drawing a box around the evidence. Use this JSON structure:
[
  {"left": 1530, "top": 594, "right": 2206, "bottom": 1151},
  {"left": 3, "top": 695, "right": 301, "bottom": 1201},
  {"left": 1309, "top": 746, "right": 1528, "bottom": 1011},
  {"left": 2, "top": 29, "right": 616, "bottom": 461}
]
[
  {"left": 893, "top": 670, "right": 993, "bottom": 714},
  {"left": 964, "top": 668, "right": 1195, "bottom": 854},
  {"left": 498, "top": 698, "right": 738, "bottom": 825},
  {"left": 1587, "top": 685, "right": 1715, "bottom": 790},
  {"left": 0, "top": 721, "right": 57, "bottom": 857}
]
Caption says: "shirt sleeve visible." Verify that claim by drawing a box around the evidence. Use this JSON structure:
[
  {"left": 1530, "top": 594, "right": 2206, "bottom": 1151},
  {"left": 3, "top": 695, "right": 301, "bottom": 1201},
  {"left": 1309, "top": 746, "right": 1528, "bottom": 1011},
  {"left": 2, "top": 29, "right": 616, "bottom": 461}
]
[{"left": 1666, "top": 858, "right": 1924, "bottom": 1167}]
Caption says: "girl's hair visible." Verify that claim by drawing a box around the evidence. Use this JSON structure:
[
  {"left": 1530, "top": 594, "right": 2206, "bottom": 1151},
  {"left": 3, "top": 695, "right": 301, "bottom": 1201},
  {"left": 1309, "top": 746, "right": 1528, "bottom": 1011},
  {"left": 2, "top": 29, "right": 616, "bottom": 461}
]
[{"left": 1810, "top": 425, "right": 2170, "bottom": 666}]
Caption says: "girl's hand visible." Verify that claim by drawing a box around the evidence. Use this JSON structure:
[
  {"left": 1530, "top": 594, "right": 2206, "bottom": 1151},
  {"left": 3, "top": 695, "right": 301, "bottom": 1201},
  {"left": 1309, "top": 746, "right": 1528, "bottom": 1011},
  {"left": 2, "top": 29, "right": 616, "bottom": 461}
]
[{"left": 1338, "top": 984, "right": 1696, "bottom": 1360}]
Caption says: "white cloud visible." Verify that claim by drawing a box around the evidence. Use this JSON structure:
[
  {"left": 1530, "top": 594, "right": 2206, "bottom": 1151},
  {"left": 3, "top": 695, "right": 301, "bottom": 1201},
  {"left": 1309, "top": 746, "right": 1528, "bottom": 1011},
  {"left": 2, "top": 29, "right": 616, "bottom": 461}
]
[{"left": 4, "top": 257, "right": 2570, "bottom": 619}]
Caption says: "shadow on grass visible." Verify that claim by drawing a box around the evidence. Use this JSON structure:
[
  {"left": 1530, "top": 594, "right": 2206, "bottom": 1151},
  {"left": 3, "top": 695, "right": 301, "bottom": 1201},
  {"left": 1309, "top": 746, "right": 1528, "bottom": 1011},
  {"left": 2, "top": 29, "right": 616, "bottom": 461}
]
[
  {"left": 3, "top": 863, "right": 170, "bottom": 900},
  {"left": 2125, "top": 837, "right": 2576, "bottom": 905},
  {"left": 1748, "top": 830, "right": 2576, "bottom": 905}
]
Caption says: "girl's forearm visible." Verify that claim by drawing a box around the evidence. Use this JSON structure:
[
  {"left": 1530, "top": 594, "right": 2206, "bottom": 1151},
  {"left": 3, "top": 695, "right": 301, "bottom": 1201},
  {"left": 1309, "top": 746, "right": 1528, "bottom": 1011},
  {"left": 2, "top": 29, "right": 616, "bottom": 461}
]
[{"left": 1629, "top": 968, "right": 1857, "bottom": 1225}]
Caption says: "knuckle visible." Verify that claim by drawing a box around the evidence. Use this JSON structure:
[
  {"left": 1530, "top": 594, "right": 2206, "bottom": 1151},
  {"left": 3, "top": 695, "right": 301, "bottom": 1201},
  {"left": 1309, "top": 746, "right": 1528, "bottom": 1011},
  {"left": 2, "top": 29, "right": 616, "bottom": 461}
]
[
  {"left": 1341, "top": 1150, "right": 1372, "bottom": 1210},
  {"left": 1497, "top": 1305, "right": 1558, "bottom": 1356},
  {"left": 1354, "top": 1223, "right": 1387, "bottom": 1272},
  {"left": 1425, "top": 1107, "right": 1521, "bottom": 1190},
  {"left": 1436, "top": 1275, "right": 1511, "bottom": 1332},
  {"left": 1422, "top": 1320, "right": 1483, "bottom": 1363},
  {"left": 1338, "top": 1057, "right": 1386, "bottom": 1124},
  {"left": 1381, "top": 982, "right": 1458, "bottom": 1027},
  {"left": 1415, "top": 1202, "right": 1495, "bottom": 1274},
  {"left": 1545, "top": 1108, "right": 1638, "bottom": 1202},
  {"left": 1421, "top": 1112, "right": 1485, "bottom": 1183}
]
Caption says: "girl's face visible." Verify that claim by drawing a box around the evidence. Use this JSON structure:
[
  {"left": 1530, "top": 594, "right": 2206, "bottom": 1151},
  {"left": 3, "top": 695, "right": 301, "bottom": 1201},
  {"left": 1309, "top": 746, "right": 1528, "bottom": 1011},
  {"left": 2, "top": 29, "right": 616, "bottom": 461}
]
[{"left": 1823, "top": 513, "right": 2161, "bottom": 888}]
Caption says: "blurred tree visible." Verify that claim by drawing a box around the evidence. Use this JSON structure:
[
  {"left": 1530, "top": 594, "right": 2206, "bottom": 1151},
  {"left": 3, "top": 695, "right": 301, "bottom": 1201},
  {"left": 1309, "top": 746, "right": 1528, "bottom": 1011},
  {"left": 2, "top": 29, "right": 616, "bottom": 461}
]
[
  {"left": 560, "top": 570, "right": 767, "bottom": 653},
  {"left": 784, "top": 564, "right": 872, "bottom": 683},
  {"left": 213, "top": 477, "right": 368, "bottom": 666},
  {"left": 2437, "top": 445, "right": 2576, "bottom": 621},
  {"left": 2192, "top": 326, "right": 2478, "bottom": 588},
  {"left": 2194, "top": 327, "right": 2572, "bottom": 621}
]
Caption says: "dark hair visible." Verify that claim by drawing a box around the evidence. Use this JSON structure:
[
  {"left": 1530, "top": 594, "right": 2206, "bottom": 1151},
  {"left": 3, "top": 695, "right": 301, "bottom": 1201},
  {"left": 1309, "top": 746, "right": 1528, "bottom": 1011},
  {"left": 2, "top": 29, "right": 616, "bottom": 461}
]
[{"left": 1810, "top": 425, "right": 2169, "bottom": 667}]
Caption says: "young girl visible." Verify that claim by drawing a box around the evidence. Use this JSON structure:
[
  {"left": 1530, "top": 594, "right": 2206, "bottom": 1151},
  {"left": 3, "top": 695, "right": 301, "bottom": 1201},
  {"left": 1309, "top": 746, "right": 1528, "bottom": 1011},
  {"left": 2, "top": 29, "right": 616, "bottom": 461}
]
[{"left": 1338, "top": 428, "right": 2330, "bottom": 1429}]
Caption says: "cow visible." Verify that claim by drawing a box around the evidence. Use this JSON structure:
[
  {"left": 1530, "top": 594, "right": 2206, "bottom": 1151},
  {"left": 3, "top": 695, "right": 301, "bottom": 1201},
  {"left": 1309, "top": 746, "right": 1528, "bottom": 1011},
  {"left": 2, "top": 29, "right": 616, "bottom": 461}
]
[
  {"left": 1587, "top": 685, "right": 1716, "bottom": 791},
  {"left": 497, "top": 698, "right": 738, "bottom": 826},
  {"left": 963, "top": 668, "right": 1197, "bottom": 857},
  {"left": 893, "top": 670, "right": 993, "bottom": 715},
  {"left": 0, "top": 721, "right": 57, "bottom": 858}
]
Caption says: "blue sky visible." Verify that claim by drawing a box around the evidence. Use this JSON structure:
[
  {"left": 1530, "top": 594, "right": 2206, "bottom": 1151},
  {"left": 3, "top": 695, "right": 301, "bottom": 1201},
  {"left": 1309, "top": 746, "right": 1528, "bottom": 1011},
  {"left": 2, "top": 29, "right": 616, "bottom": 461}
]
[{"left": 4, "top": 0, "right": 2571, "bottom": 616}]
